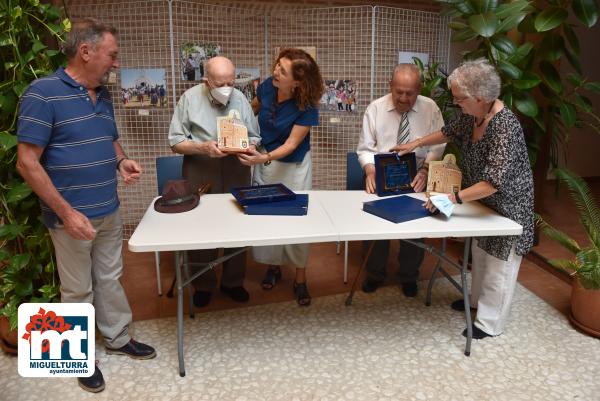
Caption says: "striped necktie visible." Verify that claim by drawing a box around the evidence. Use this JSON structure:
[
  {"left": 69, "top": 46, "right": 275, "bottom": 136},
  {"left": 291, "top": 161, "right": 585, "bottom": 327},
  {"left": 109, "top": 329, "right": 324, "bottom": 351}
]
[{"left": 397, "top": 112, "right": 410, "bottom": 144}]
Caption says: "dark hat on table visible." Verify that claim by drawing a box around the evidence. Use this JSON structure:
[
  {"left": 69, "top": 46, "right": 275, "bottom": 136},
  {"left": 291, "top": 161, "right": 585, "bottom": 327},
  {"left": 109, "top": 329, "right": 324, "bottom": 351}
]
[{"left": 154, "top": 179, "right": 199, "bottom": 213}]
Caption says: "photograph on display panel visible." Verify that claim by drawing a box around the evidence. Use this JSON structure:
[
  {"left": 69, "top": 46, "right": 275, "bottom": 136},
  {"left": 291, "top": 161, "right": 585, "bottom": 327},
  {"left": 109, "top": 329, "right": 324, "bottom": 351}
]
[
  {"left": 235, "top": 68, "right": 260, "bottom": 103},
  {"left": 319, "top": 79, "right": 357, "bottom": 113},
  {"left": 120, "top": 68, "right": 167, "bottom": 108},
  {"left": 398, "top": 51, "right": 429, "bottom": 66},
  {"left": 180, "top": 42, "right": 222, "bottom": 81}
]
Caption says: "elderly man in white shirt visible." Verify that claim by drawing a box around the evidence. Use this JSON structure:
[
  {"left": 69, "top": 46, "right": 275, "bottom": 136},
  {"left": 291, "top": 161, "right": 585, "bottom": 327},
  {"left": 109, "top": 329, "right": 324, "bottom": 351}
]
[{"left": 357, "top": 63, "right": 445, "bottom": 297}]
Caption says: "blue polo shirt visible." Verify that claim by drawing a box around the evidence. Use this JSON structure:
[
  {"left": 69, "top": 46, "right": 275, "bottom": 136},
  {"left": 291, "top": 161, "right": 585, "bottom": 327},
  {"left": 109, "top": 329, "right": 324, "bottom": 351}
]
[
  {"left": 17, "top": 67, "right": 120, "bottom": 228},
  {"left": 256, "top": 77, "right": 319, "bottom": 163}
]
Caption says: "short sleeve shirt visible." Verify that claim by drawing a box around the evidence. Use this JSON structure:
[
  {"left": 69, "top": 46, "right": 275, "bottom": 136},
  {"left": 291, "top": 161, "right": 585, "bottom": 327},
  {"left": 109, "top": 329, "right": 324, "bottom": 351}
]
[
  {"left": 442, "top": 107, "right": 534, "bottom": 260},
  {"left": 17, "top": 67, "right": 120, "bottom": 227},
  {"left": 256, "top": 77, "right": 319, "bottom": 163}
]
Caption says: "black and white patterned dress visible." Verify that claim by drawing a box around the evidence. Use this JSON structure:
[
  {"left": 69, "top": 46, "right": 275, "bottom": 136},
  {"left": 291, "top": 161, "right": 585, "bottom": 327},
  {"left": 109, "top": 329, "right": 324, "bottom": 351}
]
[{"left": 441, "top": 106, "right": 534, "bottom": 261}]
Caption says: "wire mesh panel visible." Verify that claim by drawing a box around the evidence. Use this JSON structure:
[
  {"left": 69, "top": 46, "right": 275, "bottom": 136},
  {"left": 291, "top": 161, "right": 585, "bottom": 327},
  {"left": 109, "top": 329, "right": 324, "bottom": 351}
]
[
  {"left": 61, "top": 1, "right": 451, "bottom": 235},
  {"left": 269, "top": 6, "right": 373, "bottom": 190},
  {"left": 171, "top": 1, "right": 266, "bottom": 100},
  {"left": 373, "top": 6, "right": 451, "bottom": 101},
  {"left": 66, "top": 0, "right": 172, "bottom": 236}
]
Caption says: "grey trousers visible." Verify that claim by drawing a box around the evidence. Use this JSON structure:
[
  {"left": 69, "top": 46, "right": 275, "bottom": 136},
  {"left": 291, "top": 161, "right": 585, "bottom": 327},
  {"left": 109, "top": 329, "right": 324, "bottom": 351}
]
[
  {"left": 364, "top": 239, "right": 424, "bottom": 283},
  {"left": 183, "top": 154, "right": 250, "bottom": 291},
  {"left": 49, "top": 210, "right": 131, "bottom": 349}
]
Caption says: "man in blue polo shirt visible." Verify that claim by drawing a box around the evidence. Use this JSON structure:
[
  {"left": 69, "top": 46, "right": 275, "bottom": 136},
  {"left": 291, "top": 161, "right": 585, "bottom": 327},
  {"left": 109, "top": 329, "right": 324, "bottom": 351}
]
[{"left": 17, "top": 18, "right": 155, "bottom": 393}]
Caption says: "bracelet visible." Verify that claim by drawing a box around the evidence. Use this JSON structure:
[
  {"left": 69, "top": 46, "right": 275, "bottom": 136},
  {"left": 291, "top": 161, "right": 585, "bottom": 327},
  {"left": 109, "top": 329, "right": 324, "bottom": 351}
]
[
  {"left": 116, "top": 157, "right": 128, "bottom": 170},
  {"left": 264, "top": 152, "right": 272, "bottom": 166}
]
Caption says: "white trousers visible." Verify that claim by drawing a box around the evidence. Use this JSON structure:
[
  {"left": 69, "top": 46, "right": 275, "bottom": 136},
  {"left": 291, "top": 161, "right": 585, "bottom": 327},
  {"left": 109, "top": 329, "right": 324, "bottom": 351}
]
[
  {"left": 252, "top": 151, "right": 312, "bottom": 268},
  {"left": 470, "top": 242, "right": 522, "bottom": 336}
]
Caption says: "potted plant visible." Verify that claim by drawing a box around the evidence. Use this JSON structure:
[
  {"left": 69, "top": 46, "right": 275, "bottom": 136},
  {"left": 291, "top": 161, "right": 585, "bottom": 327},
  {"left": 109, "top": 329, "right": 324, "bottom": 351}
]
[
  {"left": 0, "top": 1, "right": 70, "bottom": 353},
  {"left": 536, "top": 168, "right": 600, "bottom": 337}
]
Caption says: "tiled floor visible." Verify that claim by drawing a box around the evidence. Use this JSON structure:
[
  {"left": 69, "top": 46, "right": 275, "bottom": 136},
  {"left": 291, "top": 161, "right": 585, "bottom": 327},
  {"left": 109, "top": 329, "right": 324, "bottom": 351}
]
[{"left": 120, "top": 178, "right": 600, "bottom": 323}]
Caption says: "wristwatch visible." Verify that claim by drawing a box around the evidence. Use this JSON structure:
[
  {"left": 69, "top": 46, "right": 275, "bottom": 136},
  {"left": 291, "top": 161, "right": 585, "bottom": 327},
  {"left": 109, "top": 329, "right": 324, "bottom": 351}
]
[
  {"left": 264, "top": 152, "right": 272, "bottom": 166},
  {"left": 454, "top": 190, "right": 463, "bottom": 204}
]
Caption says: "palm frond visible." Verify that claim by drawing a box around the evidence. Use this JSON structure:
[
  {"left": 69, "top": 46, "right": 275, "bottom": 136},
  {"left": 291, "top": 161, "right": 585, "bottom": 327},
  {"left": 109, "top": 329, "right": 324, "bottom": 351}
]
[
  {"left": 554, "top": 168, "right": 600, "bottom": 249},
  {"left": 535, "top": 214, "right": 582, "bottom": 254},
  {"left": 547, "top": 258, "right": 579, "bottom": 275},
  {"left": 576, "top": 248, "right": 600, "bottom": 289}
]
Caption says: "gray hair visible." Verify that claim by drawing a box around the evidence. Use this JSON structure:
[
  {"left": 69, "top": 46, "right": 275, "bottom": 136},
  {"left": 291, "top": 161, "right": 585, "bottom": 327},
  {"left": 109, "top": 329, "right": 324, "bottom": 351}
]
[
  {"left": 448, "top": 58, "right": 501, "bottom": 102},
  {"left": 391, "top": 63, "right": 422, "bottom": 83},
  {"left": 63, "top": 18, "right": 117, "bottom": 59}
]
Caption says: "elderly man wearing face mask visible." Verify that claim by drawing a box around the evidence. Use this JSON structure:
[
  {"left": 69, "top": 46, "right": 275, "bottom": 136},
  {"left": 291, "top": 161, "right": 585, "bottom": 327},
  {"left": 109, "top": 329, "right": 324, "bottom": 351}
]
[{"left": 168, "top": 56, "right": 260, "bottom": 308}]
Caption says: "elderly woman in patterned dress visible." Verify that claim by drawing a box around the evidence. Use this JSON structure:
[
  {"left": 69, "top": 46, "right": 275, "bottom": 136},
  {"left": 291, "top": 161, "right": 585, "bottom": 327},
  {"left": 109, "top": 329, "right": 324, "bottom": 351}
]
[{"left": 393, "top": 58, "right": 534, "bottom": 339}]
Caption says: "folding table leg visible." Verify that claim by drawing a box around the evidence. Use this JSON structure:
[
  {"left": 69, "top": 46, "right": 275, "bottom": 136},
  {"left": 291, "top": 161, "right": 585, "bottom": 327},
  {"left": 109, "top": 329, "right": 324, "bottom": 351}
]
[
  {"left": 426, "top": 238, "right": 446, "bottom": 306},
  {"left": 175, "top": 251, "right": 186, "bottom": 377},
  {"left": 182, "top": 251, "right": 194, "bottom": 319},
  {"left": 154, "top": 251, "right": 162, "bottom": 296},
  {"left": 345, "top": 241, "right": 375, "bottom": 306},
  {"left": 343, "top": 241, "right": 348, "bottom": 284},
  {"left": 461, "top": 238, "right": 473, "bottom": 357}
]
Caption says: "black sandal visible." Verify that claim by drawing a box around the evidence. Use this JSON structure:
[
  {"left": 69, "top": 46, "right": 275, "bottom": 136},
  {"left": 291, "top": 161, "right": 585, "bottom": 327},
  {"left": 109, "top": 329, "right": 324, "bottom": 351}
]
[
  {"left": 293, "top": 281, "right": 311, "bottom": 307},
  {"left": 261, "top": 266, "right": 281, "bottom": 290}
]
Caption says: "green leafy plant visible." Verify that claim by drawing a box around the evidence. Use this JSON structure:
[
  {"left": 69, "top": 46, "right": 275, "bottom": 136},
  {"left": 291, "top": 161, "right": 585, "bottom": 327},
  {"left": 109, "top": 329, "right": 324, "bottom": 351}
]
[
  {"left": 414, "top": 57, "right": 459, "bottom": 123},
  {"left": 442, "top": 0, "right": 600, "bottom": 168},
  {"left": 536, "top": 168, "right": 600, "bottom": 290},
  {"left": 413, "top": 57, "right": 462, "bottom": 163},
  {"left": 0, "top": 0, "right": 70, "bottom": 330}
]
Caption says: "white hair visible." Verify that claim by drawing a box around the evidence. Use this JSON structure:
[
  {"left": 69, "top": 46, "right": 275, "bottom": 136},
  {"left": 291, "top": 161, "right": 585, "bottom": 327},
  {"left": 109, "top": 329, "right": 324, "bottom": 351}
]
[{"left": 448, "top": 58, "right": 501, "bottom": 102}]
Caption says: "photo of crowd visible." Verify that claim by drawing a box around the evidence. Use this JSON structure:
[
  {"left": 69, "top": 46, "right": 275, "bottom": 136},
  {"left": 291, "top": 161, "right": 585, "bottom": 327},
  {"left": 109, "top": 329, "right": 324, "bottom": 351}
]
[
  {"left": 180, "top": 42, "right": 222, "bottom": 81},
  {"left": 120, "top": 68, "right": 167, "bottom": 108},
  {"left": 319, "top": 79, "right": 357, "bottom": 112}
]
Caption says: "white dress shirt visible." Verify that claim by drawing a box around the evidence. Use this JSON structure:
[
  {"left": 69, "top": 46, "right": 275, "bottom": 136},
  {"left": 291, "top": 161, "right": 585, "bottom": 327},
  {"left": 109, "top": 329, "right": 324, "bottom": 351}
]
[{"left": 357, "top": 94, "right": 445, "bottom": 169}]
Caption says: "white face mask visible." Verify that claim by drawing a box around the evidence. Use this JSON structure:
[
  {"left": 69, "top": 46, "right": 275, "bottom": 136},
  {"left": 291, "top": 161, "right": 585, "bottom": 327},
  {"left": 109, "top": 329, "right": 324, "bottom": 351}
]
[{"left": 210, "top": 86, "right": 233, "bottom": 105}]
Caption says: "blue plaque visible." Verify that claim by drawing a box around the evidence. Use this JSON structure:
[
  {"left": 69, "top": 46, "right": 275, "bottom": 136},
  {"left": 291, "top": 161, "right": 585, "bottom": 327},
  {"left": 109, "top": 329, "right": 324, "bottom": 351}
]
[
  {"left": 231, "top": 183, "right": 296, "bottom": 206},
  {"left": 374, "top": 152, "right": 417, "bottom": 197}
]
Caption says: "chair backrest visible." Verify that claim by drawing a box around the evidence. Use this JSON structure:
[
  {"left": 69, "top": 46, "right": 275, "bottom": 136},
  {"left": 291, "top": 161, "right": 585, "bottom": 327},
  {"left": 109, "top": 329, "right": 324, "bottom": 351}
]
[
  {"left": 156, "top": 155, "right": 184, "bottom": 195},
  {"left": 346, "top": 151, "right": 364, "bottom": 190}
]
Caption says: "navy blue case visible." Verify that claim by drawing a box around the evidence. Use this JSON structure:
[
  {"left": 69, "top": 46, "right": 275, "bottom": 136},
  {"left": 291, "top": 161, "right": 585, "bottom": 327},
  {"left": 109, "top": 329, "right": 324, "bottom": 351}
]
[
  {"left": 231, "top": 183, "right": 296, "bottom": 206},
  {"left": 374, "top": 152, "right": 417, "bottom": 197},
  {"left": 362, "top": 195, "right": 430, "bottom": 223},
  {"left": 244, "top": 194, "right": 309, "bottom": 216}
]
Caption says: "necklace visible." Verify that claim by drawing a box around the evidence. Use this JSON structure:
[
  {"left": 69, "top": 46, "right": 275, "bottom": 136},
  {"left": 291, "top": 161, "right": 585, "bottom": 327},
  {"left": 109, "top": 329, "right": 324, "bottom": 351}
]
[{"left": 475, "top": 100, "right": 496, "bottom": 127}]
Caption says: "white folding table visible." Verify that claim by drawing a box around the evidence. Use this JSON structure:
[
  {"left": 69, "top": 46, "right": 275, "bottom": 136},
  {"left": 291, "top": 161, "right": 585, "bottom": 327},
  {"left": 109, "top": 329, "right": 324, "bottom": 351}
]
[
  {"left": 128, "top": 190, "right": 522, "bottom": 376},
  {"left": 129, "top": 192, "right": 338, "bottom": 376}
]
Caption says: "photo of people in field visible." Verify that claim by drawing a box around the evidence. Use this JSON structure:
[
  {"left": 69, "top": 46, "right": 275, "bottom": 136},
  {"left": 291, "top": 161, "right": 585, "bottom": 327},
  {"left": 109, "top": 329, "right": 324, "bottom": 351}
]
[{"left": 120, "top": 68, "right": 167, "bottom": 108}]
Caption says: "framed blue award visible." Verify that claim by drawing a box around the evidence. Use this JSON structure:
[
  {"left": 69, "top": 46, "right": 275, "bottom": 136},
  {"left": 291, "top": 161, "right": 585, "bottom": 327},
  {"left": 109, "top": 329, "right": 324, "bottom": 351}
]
[{"left": 374, "top": 152, "right": 417, "bottom": 197}]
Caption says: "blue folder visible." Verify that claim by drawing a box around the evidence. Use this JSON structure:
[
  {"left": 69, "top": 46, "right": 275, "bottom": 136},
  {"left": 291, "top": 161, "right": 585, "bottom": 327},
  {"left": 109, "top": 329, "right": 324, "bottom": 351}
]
[
  {"left": 362, "top": 195, "right": 430, "bottom": 223},
  {"left": 244, "top": 194, "right": 309, "bottom": 216}
]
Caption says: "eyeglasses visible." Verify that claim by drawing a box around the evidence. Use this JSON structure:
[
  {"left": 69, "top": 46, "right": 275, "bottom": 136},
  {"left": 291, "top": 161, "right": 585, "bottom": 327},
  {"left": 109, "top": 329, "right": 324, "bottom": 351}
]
[{"left": 453, "top": 95, "right": 470, "bottom": 104}]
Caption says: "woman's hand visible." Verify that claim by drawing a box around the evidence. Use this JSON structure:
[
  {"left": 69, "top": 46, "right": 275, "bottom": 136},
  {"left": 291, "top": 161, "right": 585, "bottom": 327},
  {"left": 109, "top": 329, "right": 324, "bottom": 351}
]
[
  {"left": 424, "top": 197, "right": 435, "bottom": 212},
  {"left": 389, "top": 139, "right": 418, "bottom": 155},
  {"left": 237, "top": 148, "right": 268, "bottom": 166}
]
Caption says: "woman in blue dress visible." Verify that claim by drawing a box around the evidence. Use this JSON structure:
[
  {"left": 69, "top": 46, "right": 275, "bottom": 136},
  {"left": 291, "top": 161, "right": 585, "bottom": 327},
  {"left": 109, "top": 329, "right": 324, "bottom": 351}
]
[{"left": 238, "top": 48, "right": 323, "bottom": 306}]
